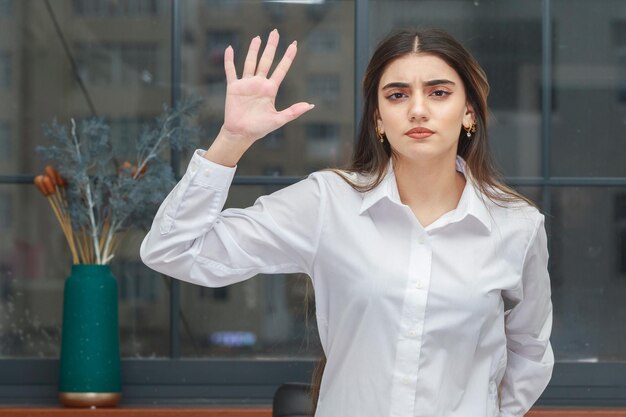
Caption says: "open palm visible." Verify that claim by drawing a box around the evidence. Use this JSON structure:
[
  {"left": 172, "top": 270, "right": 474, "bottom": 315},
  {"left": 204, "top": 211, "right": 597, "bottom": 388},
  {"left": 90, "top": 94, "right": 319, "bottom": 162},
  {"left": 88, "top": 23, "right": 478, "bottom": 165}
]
[{"left": 221, "top": 30, "right": 314, "bottom": 144}]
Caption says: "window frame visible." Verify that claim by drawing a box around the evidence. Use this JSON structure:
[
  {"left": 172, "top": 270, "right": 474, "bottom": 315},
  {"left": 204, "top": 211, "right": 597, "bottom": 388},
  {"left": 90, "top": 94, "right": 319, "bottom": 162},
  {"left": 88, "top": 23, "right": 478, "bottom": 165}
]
[
  {"left": 0, "top": 359, "right": 625, "bottom": 405},
  {"left": 0, "top": 0, "right": 626, "bottom": 407}
]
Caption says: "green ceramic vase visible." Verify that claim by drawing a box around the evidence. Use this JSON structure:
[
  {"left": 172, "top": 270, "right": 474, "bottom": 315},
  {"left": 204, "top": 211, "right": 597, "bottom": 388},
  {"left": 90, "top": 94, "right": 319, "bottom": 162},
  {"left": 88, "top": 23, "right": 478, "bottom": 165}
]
[{"left": 58, "top": 264, "right": 121, "bottom": 407}]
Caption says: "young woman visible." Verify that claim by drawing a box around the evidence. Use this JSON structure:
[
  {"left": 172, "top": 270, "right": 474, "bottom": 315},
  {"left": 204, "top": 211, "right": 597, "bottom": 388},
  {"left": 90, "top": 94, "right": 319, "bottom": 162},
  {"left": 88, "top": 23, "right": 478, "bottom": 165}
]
[{"left": 141, "top": 28, "right": 554, "bottom": 417}]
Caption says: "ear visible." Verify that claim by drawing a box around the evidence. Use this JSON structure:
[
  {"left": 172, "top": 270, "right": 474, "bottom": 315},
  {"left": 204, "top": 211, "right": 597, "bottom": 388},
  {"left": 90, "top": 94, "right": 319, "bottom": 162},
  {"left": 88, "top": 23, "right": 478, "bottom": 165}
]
[
  {"left": 374, "top": 111, "right": 384, "bottom": 134},
  {"left": 462, "top": 103, "right": 475, "bottom": 128}
]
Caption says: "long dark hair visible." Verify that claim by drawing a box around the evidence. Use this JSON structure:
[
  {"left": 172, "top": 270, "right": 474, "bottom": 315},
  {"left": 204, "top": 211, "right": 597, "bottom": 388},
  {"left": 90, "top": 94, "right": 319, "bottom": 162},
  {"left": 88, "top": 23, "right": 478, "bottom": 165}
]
[
  {"left": 310, "top": 28, "right": 533, "bottom": 414},
  {"left": 332, "top": 28, "right": 533, "bottom": 205}
]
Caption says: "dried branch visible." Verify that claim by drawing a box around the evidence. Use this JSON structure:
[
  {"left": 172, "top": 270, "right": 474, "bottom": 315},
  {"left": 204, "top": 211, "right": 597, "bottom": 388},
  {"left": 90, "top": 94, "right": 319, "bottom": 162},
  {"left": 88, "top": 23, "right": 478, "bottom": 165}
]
[{"left": 35, "top": 97, "right": 203, "bottom": 265}]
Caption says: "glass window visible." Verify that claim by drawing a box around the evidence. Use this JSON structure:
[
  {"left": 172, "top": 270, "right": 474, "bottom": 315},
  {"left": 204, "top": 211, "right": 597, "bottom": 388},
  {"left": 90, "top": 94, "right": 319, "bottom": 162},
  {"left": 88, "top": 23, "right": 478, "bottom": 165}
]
[
  {"left": 263, "top": 2, "right": 287, "bottom": 21},
  {"left": 617, "top": 21, "right": 626, "bottom": 105},
  {"left": 207, "top": 0, "right": 241, "bottom": 11},
  {"left": 72, "top": 0, "right": 166, "bottom": 17},
  {"left": 206, "top": 30, "right": 240, "bottom": 66},
  {"left": 552, "top": 0, "right": 626, "bottom": 177},
  {"left": 75, "top": 43, "right": 163, "bottom": 86},
  {"left": 0, "top": 184, "right": 63, "bottom": 358},
  {"left": 109, "top": 236, "right": 170, "bottom": 358},
  {"left": 0, "top": 51, "right": 10, "bottom": 89},
  {"left": 0, "top": 185, "right": 170, "bottom": 358},
  {"left": 0, "top": 122, "right": 10, "bottom": 161},
  {"left": 0, "top": 0, "right": 12, "bottom": 17},
  {"left": 368, "top": 0, "right": 626, "bottom": 369},
  {"left": 0, "top": 0, "right": 171, "bottom": 176},
  {"left": 2, "top": 0, "right": 626, "bottom": 406},
  {"left": 0, "top": 1, "right": 171, "bottom": 358},
  {"left": 262, "top": 128, "right": 285, "bottom": 150},
  {"left": 307, "top": 74, "right": 340, "bottom": 104},
  {"left": 0, "top": 191, "right": 10, "bottom": 231},
  {"left": 179, "top": 184, "right": 321, "bottom": 358},
  {"left": 551, "top": 187, "right": 626, "bottom": 361},
  {"left": 121, "top": 45, "right": 161, "bottom": 85},
  {"left": 180, "top": 274, "right": 320, "bottom": 358},
  {"left": 370, "top": 0, "right": 543, "bottom": 177},
  {"left": 307, "top": 30, "right": 341, "bottom": 53},
  {"left": 187, "top": 0, "right": 354, "bottom": 178},
  {"left": 108, "top": 116, "right": 155, "bottom": 160},
  {"left": 305, "top": 122, "right": 341, "bottom": 162}
]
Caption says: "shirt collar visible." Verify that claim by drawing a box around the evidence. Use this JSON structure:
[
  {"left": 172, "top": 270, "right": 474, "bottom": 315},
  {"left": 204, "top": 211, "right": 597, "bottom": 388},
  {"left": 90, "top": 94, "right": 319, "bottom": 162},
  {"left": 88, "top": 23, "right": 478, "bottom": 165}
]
[
  {"left": 359, "top": 156, "right": 492, "bottom": 233},
  {"left": 358, "top": 160, "right": 399, "bottom": 214}
]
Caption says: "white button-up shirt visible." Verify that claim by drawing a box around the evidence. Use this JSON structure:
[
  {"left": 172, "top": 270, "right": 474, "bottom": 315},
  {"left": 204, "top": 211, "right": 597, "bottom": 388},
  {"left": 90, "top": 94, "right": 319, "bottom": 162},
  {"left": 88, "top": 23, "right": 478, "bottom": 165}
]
[{"left": 141, "top": 150, "right": 554, "bottom": 417}]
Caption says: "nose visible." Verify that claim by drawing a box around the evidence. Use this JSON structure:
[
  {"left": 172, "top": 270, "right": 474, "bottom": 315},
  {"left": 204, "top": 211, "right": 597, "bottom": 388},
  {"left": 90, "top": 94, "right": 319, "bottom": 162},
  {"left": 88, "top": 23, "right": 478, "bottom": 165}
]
[{"left": 408, "top": 94, "right": 429, "bottom": 121}]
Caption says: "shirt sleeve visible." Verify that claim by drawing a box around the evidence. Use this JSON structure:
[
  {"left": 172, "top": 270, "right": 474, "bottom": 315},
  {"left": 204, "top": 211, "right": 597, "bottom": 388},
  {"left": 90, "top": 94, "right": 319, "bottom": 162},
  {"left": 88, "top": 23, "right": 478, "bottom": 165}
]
[
  {"left": 140, "top": 149, "right": 326, "bottom": 287},
  {"left": 498, "top": 213, "right": 555, "bottom": 417}
]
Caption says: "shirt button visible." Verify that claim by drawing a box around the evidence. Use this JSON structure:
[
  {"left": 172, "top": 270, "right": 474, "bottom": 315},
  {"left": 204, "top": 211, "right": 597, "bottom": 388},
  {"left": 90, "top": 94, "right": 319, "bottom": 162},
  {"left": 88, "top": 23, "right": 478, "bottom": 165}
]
[
  {"left": 203, "top": 168, "right": 212, "bottom": 177},
  {"left": 418, "top": 235, "right": 427, "bottom": 244},
  {"left": 190, "top": 161, "right": 198, "bottom": 173},
  {"left": 415, "top": 281, "right": 423, "bottom": 289},
  {"left": 408, "top": 329, "right": 418, "bottom": 337},
  {"left": 402, "top": 376, "right": 411, "bottom": 385}
]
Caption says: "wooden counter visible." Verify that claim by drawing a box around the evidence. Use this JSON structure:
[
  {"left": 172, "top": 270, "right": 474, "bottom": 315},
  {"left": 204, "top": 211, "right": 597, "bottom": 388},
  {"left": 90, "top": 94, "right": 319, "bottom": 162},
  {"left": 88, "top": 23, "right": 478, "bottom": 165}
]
[{"left": 1, "top": 408, "right": 626, "bottom": 416}]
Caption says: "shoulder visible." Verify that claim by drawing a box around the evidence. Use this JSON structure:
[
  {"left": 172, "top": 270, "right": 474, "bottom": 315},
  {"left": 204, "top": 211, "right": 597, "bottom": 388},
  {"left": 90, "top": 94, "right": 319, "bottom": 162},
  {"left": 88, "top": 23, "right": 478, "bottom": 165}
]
[
  {"left": 267, "top": 170, "right": 365, "bottom": 204},
  {"left": 306, "top": 169, "right": 372, "bottom": 211},
  {"left": 309, "top": 169, "right": 370, "bottom": 192},
  {"left": 481, "top": 189, "right": 545, "bottom": 243}
]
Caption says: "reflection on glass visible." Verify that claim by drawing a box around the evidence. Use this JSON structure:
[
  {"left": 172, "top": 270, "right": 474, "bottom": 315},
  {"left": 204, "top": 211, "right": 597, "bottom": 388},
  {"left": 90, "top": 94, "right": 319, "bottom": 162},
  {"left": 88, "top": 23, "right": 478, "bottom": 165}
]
[
  {"left": 551, "top": 187, "right": 626, "bottom": 361},
  {"left": 0, "top": 185, "right": 169, "bottom": 358},
  {"left": 0, "top": 0, "right": 172, "bottom": 358},
  {"left": 552, "top": 0, "right": 626, "bottom": 176},
  {"left": 0, "top": 184, "right": 67, "bottom": 358},
  {"left": 180, "top": 274, "right": 320, "bottom": 358},
  {"left": 181, "top": 0, "right": 355, "bottom": 177},
  {"left": 179, "top": 184, "right": 321, "bottom": 358},
  {"left": 71, "top": 0, "right": 167, "bottom": 17},
  {"left": 111, "top": 231, "right": 170, "bottom": 358},
  {"left": 369, "top": 0, "right": 543, "bottom": 177},
  {"left": 0, "top": 50, "right": 10, "bottom": 89},
  {"left": 0, "top": 0, "right": 171, "bottom": 176},
  {"left": 176, "top": 0, "right": 355, "bottom": 358}
]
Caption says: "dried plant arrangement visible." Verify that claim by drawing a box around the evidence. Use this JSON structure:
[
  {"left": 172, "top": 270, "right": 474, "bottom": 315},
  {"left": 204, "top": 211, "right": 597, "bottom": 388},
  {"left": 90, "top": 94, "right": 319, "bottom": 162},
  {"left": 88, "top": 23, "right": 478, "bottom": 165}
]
[{"left": 34, "top": 98, "right": 203, "bottom": 265}]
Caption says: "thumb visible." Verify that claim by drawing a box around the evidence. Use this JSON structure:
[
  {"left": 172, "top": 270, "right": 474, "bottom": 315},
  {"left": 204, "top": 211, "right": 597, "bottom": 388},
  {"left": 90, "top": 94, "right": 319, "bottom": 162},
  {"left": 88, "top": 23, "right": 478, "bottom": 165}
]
[{"left": 275, "top": 102, "right": 315, "bottom": 128}]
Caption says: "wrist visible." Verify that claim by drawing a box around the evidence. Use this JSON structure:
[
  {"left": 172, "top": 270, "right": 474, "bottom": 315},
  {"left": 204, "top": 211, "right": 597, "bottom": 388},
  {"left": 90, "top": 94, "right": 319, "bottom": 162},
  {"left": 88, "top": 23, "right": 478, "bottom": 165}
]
[
  {"left": 216, "top": 125, "right": 256, "bottom": 144},
  {"left": 203, "top": 127, "right": 253, "bottom": 167}
]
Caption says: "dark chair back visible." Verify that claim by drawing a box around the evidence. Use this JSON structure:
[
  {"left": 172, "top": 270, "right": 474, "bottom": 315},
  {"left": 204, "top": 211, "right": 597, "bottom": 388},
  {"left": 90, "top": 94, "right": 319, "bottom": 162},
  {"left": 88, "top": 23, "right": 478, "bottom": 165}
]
[{"left": 272, "top": 382, "right": 313, "bottom": 417}]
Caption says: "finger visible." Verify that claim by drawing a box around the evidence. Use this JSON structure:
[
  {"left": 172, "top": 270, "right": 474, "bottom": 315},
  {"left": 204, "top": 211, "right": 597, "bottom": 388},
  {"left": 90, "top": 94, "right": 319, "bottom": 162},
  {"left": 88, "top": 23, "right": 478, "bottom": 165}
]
[
  {"left": 275, "top": 102, "right": 315, "bottom": 127},
  {"left": 256, "top": 29, "right": 279, "bottom": 77},
  {"left": 242, "top": 36, "right": 261, "bottom": 77},
  {"left": 270, "top": 40, "right": 297, "bottom": 86},
  {"left": 224, "top": 46, "right": 237, "bottom": 83}
]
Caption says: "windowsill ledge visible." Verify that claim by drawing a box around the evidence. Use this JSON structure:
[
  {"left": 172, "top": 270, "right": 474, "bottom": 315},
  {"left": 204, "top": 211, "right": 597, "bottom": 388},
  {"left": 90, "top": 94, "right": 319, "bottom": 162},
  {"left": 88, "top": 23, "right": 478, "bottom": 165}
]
[
  {"left": 0, "top": 408, "right": 626, "bottom": 416},
  {"left": 0, "top": 408, "right": 271, "bottom": 417}
]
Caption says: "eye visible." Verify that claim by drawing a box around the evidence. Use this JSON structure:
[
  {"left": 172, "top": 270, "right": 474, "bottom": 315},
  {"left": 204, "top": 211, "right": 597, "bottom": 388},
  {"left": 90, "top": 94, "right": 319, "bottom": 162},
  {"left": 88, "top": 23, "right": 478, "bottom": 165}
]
[
  {"left": 386, "top": 92, "right": 407, "bottom": 100},
  {"left": 430, "top": 90, "right": 451, "bottom": 98}
]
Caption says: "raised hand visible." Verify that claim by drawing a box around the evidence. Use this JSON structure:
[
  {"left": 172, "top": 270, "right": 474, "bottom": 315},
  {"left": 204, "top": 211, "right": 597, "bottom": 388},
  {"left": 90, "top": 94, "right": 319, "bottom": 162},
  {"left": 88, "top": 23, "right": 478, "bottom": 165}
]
[{"left": 204, "top": 30, "right": 314, "bottom": 167}]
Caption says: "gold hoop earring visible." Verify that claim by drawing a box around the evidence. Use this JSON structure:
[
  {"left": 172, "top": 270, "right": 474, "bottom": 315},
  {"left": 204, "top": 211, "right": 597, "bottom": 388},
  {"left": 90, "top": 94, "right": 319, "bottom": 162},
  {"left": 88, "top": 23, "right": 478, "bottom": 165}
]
[
  {"left": 376, "top": 129, "right": 385, "bottom": 143},
  {"left": 464, "top": 122, "right": 477, "bottom": 138}
]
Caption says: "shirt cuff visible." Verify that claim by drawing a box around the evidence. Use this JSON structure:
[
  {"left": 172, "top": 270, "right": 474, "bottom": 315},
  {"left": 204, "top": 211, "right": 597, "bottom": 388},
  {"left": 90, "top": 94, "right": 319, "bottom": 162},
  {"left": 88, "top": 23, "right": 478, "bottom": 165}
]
[{"left": 185, "top": 149, "right": 237, "bottom": 190}]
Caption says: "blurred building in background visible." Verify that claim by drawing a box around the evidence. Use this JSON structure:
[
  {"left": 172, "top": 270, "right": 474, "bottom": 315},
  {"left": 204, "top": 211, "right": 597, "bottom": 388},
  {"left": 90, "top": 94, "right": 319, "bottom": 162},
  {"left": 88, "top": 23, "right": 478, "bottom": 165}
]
[{"left": 1, "top": 0, "right": 626, "bottom": 404}]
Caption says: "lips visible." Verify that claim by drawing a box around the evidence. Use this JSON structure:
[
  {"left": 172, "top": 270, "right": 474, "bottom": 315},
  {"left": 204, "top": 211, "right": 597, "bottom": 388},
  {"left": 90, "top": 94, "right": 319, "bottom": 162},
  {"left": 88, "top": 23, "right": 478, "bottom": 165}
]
[{"left": 405, "top": 127, "right": 434, "bottom": 139}]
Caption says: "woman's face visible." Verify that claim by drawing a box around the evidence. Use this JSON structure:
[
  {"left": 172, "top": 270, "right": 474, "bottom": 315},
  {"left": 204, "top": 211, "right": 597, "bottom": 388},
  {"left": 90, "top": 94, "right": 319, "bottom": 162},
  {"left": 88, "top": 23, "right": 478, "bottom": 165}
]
[{"left": 376, "top": 53, "right": 474, "bottom": 167}]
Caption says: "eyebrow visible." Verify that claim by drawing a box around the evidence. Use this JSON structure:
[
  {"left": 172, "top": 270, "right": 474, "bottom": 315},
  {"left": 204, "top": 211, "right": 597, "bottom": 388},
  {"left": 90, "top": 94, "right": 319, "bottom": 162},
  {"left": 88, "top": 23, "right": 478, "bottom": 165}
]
[{"left": 381, "top": 79, "right": 456, "bottom": 90}]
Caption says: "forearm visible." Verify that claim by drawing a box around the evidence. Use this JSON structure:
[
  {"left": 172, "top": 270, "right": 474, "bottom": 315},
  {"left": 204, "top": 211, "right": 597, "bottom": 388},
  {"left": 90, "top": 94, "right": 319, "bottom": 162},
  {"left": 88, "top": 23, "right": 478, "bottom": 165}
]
[
  {"left": 499, "top": 342, "right": 554, "bottom": 416},
  {"left": 499, "top": 213, "right": 554, "bottom": 415},
  {"left": 141, "top": 151, "right": 237, "bottom": 284}
]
